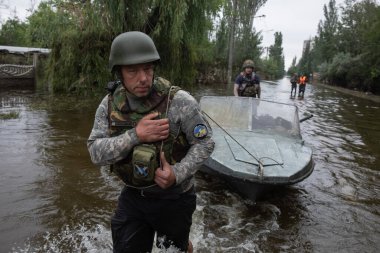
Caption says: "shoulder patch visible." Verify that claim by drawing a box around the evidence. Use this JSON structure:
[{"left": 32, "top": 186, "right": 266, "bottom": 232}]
[{"left": 193, "top": 124, "right": 208, "bottom": 139}]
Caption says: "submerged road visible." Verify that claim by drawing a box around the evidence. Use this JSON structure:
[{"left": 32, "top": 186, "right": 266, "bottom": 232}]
[{"left": 0, "top": 77, "right": 379, "bottom": 252}]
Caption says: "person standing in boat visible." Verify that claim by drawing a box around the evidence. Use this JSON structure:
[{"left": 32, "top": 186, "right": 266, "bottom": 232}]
[
  {"left": 298, "top": 74, "right": 307, "bottom": 98},
  {"left": 87, "top": 31, "right": 214, "bottom": 253},
  {"left": 233, "top": 59, "right": 261, "bottom": 98},
  {"left": 290, "top": 73, "right": 298, "bottom": 98}
]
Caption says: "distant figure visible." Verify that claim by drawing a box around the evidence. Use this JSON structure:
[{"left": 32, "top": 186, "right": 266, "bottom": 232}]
[
  {"left": 290, "top": 73, "right": 298, "bottom": 98},
  {"left": 233, "top": 59, "right": 261, "bottom": 98},
  {"left": 298, "top": 74, "right": 307, "bottom": 98}
]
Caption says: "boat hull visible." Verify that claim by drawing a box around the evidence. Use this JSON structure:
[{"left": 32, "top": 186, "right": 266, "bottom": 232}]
[
  {"left": 202, "top": 157, "right": 314, "bottom": 201},
  {"left": 199, "top": 96, "right": 315, "bottom": 201}
]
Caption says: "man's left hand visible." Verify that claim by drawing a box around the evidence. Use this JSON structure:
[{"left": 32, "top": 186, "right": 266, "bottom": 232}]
[{"left": 155, "top": 152, "right": 176, "bottom": 189}]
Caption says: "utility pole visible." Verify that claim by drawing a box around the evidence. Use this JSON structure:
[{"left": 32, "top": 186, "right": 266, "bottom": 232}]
[
  {"left": 226, "top": 0, "right": 238, "bottom": 84},
  {"left": 227, "top": 13, "right": 266, "bottom": 84}
]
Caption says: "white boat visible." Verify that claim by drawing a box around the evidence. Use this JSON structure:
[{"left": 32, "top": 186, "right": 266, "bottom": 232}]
[{"left": 200, "top": 96, "right": 314, "bottom": 201}]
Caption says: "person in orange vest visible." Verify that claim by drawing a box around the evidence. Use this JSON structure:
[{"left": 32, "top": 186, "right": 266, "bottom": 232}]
[{"left": 298, "top": 74, "right": 307, "bottom": 98}]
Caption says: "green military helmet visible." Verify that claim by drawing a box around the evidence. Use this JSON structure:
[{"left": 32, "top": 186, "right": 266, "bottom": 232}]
[
  {"left": 242, "top": 59, "right": 255, "bottom": 69},
  {"left": 109, "top": 31, "right": 160, "bottom": 72}
]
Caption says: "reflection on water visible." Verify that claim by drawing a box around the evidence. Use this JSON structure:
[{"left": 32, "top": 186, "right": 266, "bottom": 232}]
[{"left": 0, "top": 78, "right": 379, "bottom": 252}]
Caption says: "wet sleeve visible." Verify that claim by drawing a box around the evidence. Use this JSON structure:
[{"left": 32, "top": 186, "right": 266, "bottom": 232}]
[
  {"left": 169, "top": 91, "right": 215, "bottom": 185},
  {"left": 87, "top": 95, "right": 140, "bottom": 166}
]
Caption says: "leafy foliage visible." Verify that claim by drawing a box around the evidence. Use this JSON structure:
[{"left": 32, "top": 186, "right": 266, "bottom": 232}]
[
  {"left": 294, "top": 0, "right": 380, "bottom": 94},
  {"left": 0, "top": 18, "right": 28, "bottom": 46},
  {"left": 0, "top": 0, "right": 284, "bottom": 93},
  {"left": 221, "top": 0, "right": 268, "bottom": 82},
  {"left": 0, "top": 111, "right": 20, "bottom": 120},
  {"left": 261, "top": 31, "right": 284, "bottom": 79}
]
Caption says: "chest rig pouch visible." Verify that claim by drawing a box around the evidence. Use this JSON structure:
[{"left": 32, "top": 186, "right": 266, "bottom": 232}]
[
  {"left": 132, "top": 144, "right": 158, "bottom": 185},
  {"left": 240, "top": 74, "right": 259, "bottom": 97}
]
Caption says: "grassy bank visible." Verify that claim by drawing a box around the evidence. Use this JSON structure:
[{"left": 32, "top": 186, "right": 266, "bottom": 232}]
[
  {"left": 0, "top": 111, "right": 20, "bottom": 120},
  {"left": 311, "top": 81, "right": 380, "bottom": 103}
]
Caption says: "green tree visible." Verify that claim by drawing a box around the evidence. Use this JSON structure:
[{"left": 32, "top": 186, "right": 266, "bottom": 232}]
[
  {"left": 24, "top": 0, "right": 223, "bottom": 93},
  {"left": 339, "top": 0, "right": 380, "bottom": 93},
  {"left": 222, "top": 0, "right": 267, "bottom": 82},
  {"left": 0, "top": 0, "right": 272, "bottom": 93},
  {"left": 297, "top": 0, "right": 380, "bottom": 91},
  {"left": 0, "top": 18, "right": 28, "bottom": 46},
  {"left": 31, "top": 0, "right": 112, "bottom": 93},
  {"left": 26, "top": 2, "right": 63, "bottom": 48},
  {"left": 287, "top": 56, "right": 297, "bottom": 75},
  {"left": 314, "top": 0, "right": 380, "bottom": 93},
  {"left": 214, "top": 18, "right": 229, "bottom": 66},
  {"left": 313, "top": 0, "right": 339, "bottom": 64},
  {"left": 262, "top": 31, "right": 284, "bottom": 79},
  {"left": 298, "top": 39, "right": 312, "bottom": 76},
  {"left": 364, "top": 4, "right": 380, "bottom": 93}
]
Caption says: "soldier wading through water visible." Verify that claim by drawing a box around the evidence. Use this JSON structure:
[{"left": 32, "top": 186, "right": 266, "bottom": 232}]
[
  {"left": 87, "top": 31, "right": 214, "bottom": 252},
  {"left": 233, "top": 59, "right": 261, "bottom": 98}
]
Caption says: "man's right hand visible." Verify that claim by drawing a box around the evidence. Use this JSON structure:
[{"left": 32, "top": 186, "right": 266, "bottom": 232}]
[{"left": 135, "top": 112, "right": 169, "bottom": 142}]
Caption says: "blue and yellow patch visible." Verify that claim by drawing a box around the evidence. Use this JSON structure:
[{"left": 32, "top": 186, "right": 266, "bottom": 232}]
[
  {"left": 134, "top": 164, "right": 149, "bottom": 177},
  {"left": 193, "top": 124, "right": 208, "bottom": 139}
]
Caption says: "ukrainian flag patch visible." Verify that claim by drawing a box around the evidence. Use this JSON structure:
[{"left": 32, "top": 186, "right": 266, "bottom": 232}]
[{"left": 193, "top": 124, "right": 208, "bottom": 139}]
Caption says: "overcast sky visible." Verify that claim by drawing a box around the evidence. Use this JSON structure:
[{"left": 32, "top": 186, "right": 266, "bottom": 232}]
[
  {"left": 255, "top": 0, "right": 346, "bottom": 68},
  {"left": 2, "top": 0, "right": 346, "bottom": 69},
  {"left": 0, "top": 0, "right": 38, "bottom": 22}
]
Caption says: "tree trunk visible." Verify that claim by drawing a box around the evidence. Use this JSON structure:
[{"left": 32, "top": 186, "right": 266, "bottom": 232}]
[{"left": 227, "top": 0, "right": 238, "bottom": 84}]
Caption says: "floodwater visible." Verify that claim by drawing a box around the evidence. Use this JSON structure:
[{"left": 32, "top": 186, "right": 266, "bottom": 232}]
[{"left": 0, "top": 78, "right": 379, "bottom": 253}]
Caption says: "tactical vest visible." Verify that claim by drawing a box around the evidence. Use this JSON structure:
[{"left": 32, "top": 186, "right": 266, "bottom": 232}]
[
  {"left": 240, "top": 74, "right": 260, "bottom": 97},
  {"left": 108, "top": 77, "right": 190, "bottom": 187}
]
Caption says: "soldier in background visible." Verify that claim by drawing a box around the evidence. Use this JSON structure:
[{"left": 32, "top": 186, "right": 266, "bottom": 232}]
[
  {"left": 233, "top": 59, "right": 261, "bottom": 98},
  {"left": 290, "top": 73, "right": 298, "bottom": 98},
  {"left": 87, "top": 31, "right": 214, "bottom": 253}
]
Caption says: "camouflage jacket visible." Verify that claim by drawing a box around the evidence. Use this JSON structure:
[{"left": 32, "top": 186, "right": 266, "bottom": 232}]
[{"left": 87, "top": 77, "right": 215, "bottom": 193}]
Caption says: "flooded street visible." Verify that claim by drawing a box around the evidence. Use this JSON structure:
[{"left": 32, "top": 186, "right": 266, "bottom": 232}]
[{"left": 1, "top": 78, "right": 379, "bottom": 252}]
